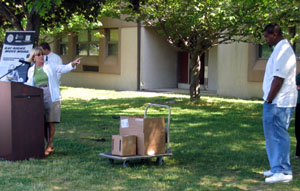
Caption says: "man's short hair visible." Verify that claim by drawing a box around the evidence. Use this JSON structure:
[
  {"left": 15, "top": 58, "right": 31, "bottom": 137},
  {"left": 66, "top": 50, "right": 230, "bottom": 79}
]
[
  {"left": 263, "top": 23, "right": 283, "bottom": 36},
  {"left": 39, "top": 42, "right": 51, "bottom": 51}
]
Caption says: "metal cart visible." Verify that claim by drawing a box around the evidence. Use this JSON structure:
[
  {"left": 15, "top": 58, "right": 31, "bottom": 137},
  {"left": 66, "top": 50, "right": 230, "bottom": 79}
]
[{"left": 99, "top": 104, "right": 173, "bottom": 167}]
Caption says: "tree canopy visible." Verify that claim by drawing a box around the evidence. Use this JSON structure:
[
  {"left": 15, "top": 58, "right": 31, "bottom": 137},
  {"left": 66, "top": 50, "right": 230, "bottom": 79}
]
[
  {"left": 1, "top": 0, "right": 299, "bottom": 98},
  {"left": 103, "top": 0, "right": 300, "bottom": 99},
  {"left": 0, "top": 0, "right": 105, "bottom": 45}
]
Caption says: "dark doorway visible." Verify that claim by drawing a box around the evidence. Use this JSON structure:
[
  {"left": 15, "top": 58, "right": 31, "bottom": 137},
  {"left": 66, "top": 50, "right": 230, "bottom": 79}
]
[
  {"left": 178, "top": 52, "right": 205, "bottom": 85},
  {"left": 199, "top": 54, "right": 205, "bottom": 85},
  {"left": 178, "top": 52, "right": 189, "bottom": 84}
]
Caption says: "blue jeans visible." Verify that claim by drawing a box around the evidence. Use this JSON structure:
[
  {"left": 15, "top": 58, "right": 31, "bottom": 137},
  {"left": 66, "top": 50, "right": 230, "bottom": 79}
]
[{"left": 263, "top": 103, "right": 294, "bottom": 175}]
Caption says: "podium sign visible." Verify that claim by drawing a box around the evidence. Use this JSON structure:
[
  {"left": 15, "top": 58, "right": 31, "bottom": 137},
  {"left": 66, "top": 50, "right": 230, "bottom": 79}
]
[
  {"left": 0, "top": 31, "right": 35, "bottom": 82},
  {"left": 0, "top": 81, "right": 44, "bottom": 161}
]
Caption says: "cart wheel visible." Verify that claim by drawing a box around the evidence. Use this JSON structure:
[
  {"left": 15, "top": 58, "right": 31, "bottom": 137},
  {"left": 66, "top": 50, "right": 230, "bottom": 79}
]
[
  {"left": 109, "top": 159, "right": 114, "bottom": 165},
  {"left": 123, "top": 160, "right": 129, "bottom": 168},
  {"left": 141, "top": 158, "right": 150, "bottom": 164},
  {"left": 156, "top": 157, "right": 164, "bottom": 165}
]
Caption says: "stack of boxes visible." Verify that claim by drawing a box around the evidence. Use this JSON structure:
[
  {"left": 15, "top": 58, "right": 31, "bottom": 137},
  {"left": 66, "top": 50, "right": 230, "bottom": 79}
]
[{"left": 111, "top": 116, "right": 166, "bottom": 156}]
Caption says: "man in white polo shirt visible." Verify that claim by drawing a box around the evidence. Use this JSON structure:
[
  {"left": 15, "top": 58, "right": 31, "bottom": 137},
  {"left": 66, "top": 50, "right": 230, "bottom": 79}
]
[
  {"left": 262, "top": 23, "right": 297, "bottom": 183},
  {"left": 39, "top": 42, "right": 63, "bottom": 84}
]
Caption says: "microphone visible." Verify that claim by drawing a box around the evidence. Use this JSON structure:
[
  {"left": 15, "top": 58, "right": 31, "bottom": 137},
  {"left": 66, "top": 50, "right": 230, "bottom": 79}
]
[{"left": 19, "top": 60, "right": 31, "bottom": 65}]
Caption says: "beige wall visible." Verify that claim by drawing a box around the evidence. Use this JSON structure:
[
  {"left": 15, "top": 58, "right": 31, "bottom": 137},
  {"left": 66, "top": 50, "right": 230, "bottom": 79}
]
[
  {"left": 207, "top": 47, "right": 218, "bottom": 91},
  {"left": 140, "top": 28, "right": 178, "bottom": 89},
  {"left": 212, "top": 42, "right": 300, "bottom": 99},
  {"left": 208, "top": 42, "right": 262, "bottom": 99},
  {"left": 54, "top": 18, "right": 178, "bottom": 91},
  {"left": 61, "top": 27, "right": 138, "bottom": 91}
]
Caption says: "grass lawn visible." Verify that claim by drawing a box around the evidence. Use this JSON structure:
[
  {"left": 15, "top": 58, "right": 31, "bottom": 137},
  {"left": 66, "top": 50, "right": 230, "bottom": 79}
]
[{"left": 0, "top": 86, "right": 300, "bottom": 191}]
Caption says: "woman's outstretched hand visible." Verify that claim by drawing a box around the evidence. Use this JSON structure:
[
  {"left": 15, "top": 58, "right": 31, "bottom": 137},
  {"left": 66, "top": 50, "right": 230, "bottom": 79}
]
[{"left": 71, "top": 57, "right": 81, "bottom": 67}]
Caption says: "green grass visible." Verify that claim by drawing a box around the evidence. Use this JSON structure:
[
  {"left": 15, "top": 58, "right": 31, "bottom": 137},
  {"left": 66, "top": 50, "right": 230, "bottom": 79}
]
[{"left": 1, "top": 86, "right": 300, "bottom": 191}]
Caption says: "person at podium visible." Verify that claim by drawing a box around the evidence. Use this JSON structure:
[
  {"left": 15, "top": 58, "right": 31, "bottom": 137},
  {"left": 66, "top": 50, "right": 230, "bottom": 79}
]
[{"left": 25, "top": 47, "right": 81, "bottom": 156}]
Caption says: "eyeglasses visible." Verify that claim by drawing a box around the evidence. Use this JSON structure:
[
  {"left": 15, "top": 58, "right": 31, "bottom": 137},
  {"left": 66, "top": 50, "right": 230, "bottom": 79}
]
[{"left": 35, "top": 53, "right": 44, "bottom": 57}]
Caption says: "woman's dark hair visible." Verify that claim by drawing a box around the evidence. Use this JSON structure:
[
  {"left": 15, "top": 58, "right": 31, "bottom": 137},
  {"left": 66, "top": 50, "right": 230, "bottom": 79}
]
[{"left": 263, "top": 23, "right": 283, "bottom": 36}]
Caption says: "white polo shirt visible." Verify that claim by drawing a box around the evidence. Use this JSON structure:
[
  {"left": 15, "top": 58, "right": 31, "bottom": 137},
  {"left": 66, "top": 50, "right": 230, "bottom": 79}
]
[{"left": 262, "top": 39, "right": 297, "bottom": 107}]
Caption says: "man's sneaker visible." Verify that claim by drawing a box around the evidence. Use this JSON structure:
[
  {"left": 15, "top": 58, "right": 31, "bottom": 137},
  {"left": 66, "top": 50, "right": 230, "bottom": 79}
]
[
  {"left": 263, "top": 170, "right": 274, "bottom": 177},
  {"left": 265, "top": 173, "right": 293, "bottom": 183}
]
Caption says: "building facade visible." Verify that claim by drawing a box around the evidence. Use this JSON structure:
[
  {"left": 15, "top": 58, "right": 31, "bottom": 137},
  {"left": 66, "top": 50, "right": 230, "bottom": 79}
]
[{"left": 52, "top": 18, "right": 300, "bottom": 99}]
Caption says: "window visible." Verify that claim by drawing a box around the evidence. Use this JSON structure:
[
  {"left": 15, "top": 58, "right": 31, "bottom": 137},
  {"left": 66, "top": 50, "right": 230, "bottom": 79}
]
[
  {"left": 97, "top": 27, "right": 121, "bottom": 74},
  {"left": 106, "top": 29, "right": 119, "bottom": 56},
  {"left": 59, "top": 37, "right": 68, "bottom": 55},
  {"left": 258, "top": 44, "right": 272, "bottom": 59},
  {"left": 76, "top": 30, "right": 99, "bottom": 56},
  {"left": 82, "top": 65, "right": 99, "bottom": 72}
]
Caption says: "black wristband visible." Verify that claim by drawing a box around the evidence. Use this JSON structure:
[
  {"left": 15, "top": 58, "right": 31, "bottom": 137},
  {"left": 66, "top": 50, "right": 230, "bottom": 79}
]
[{"left": 265, "top": 100, "right": 272, "bottom": 104}]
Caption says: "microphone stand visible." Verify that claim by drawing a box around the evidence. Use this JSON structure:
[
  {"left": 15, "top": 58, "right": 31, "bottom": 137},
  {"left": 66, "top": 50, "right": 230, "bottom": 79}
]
[{"left": 0, "top": 62, "right": 29, "bottom": 80}]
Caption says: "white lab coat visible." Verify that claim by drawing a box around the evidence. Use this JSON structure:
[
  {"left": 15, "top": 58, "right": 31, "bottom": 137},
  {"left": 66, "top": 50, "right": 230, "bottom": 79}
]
[{"left": 26, "top": 62, "right": 75, "bottom": 102}]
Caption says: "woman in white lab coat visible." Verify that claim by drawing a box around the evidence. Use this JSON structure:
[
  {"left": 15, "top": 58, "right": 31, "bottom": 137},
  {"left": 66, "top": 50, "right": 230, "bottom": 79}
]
[{"left": 26, "top": 47, "right": 81, "bottom": 156}]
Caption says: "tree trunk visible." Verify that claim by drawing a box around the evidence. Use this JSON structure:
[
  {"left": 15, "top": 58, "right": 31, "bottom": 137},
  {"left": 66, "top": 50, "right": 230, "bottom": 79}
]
[
  {"left": 189, "top": 52, "right": 201, "bottom": 100},
  {"left": 26, "top": 12, "right": 41, "bottom": 46}
]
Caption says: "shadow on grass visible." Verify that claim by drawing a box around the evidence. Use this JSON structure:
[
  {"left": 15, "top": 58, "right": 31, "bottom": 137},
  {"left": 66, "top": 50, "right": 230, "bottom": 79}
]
[
  {"left": 0, "top": 92, "right": 291, "bottom": 191},
  {"left": 2, "top": 91, "right": 300, "bottom": 191},
  {"left": 52, "top": 95, "right": 294, "bottom": 190}
]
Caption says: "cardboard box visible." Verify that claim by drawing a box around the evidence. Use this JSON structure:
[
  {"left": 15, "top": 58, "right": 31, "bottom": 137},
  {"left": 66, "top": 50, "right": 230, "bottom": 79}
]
[
  {"left": 112, "top": 135, "right": 137, "bottom": 156},
  {"left": 120, "top": 116, "right": 166, "bottom": 156}
]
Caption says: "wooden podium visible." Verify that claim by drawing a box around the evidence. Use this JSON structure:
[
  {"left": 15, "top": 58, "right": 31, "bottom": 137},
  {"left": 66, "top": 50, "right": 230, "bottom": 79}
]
[{"left": 0, "top": 81, "right": 45, "bottom": 161}]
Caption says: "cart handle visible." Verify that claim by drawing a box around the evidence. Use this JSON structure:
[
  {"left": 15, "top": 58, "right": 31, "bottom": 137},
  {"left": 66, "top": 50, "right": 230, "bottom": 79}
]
[{"left": 144, "top": 104, "right": 171, "bottom": 122}]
